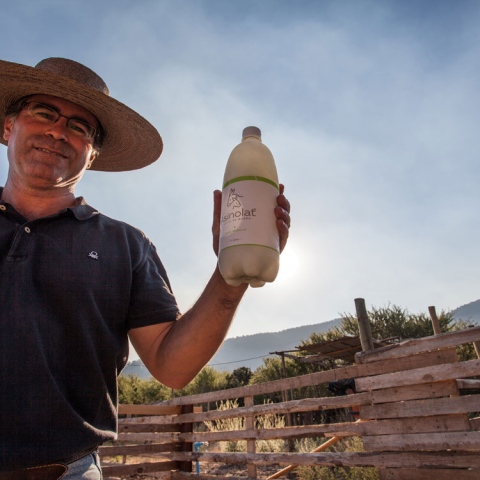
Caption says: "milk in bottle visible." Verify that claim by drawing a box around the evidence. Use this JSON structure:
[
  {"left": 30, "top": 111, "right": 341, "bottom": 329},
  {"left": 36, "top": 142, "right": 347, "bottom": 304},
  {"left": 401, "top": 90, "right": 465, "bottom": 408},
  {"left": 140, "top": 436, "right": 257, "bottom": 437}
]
[{"left": 218, "top": 126, "right": 280, "bottom": 287}]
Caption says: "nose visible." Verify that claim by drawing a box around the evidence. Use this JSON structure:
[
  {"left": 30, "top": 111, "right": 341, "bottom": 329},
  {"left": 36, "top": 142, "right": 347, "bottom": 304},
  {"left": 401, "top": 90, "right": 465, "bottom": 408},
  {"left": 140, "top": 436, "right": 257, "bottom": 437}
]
[{"left": 44, "top": 116, "right": 69, "bottom": 141}]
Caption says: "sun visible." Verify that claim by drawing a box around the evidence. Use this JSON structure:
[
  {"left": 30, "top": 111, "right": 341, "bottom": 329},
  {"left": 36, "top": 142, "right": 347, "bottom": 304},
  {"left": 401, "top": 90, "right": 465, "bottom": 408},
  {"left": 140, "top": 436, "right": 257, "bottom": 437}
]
[{"left": 277, "top": 246, "right": 301, "bottom": 282}]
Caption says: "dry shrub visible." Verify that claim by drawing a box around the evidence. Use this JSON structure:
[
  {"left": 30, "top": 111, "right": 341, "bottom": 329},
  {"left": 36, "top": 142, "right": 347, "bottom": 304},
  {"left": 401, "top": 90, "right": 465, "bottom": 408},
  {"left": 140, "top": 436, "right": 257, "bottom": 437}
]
[
  {"left": 294, "top": 436, "right": 378, "bottom": 480},
  {"left": 204, "top": 399, "right": 286, "bottom": 453}
]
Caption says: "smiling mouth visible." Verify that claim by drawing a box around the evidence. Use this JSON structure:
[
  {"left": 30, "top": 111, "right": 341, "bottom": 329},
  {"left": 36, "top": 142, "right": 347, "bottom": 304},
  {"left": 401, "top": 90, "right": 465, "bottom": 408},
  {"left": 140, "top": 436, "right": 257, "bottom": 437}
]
[{"left": 35, "top": 147, "right": 67, "bottom": 158}]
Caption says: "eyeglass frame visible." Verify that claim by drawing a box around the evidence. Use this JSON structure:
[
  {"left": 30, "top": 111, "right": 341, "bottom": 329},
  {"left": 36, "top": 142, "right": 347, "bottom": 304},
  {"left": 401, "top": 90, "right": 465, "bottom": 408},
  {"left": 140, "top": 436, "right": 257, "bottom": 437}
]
[{"left": 18, "top": 100, "right": 103, "bottom": 145}]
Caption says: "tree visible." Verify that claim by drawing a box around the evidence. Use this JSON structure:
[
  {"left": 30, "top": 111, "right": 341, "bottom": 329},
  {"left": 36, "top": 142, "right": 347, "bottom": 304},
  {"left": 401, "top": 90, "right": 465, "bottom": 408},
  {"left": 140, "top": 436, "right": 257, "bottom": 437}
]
[
  {"left": 300, "top": 304, "right": 477, "bottom": 363},
  {"left": 226, "top": 367, "right": 253, "bottom": 389},
  {"left": 336, "top": 304, "right": 455, "bottom": 341},
  {"left": 118, "top": 375, "right": 171, "bottom": 404}
]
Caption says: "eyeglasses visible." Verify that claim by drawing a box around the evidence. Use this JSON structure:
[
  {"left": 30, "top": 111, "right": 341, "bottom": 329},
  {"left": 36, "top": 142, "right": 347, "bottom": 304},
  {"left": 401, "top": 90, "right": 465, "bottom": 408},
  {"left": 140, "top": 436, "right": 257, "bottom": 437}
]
[{"left": 20, "top": 101, "right": 99, "bottom": 142}]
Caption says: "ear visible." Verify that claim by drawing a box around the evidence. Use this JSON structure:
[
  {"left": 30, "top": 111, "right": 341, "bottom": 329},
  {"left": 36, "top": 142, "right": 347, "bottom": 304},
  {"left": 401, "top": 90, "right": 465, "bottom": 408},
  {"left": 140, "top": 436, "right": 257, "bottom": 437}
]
[
  {"left": 86, "top": 150, "right": 98, "bottom": 170},
  {"left": 3, "top": 116, "right": 14, "bottom": 142}
]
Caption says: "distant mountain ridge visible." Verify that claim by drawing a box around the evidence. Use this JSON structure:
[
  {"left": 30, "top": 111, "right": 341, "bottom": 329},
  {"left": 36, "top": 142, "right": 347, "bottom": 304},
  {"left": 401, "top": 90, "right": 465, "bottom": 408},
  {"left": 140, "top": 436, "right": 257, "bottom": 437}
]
[
  {"left": 208, "top": 318, "right": 343, "bottom": 372},
  {"left": 122, "top": 318, "right": 342, "bottom": 378},
  {"left": 451, "top": 299, "right": 480, "bottom": 325},
  {"left": 122, "top": 299, "right": 480, "bottom": 378}
]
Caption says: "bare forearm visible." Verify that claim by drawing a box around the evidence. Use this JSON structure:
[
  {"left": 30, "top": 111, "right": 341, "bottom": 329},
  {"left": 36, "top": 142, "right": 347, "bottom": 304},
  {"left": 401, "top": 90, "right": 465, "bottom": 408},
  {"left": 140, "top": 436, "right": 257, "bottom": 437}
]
[
  {"left": 129, "top": 186, "right": 290, "bottom": 389},
  {"left": 138, "top": 267, "right": 248, "bottom": 388}
]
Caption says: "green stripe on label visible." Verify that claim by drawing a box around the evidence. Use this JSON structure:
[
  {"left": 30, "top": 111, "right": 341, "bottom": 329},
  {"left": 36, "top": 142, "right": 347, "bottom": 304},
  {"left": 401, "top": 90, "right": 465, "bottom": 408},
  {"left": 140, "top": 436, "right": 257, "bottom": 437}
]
[
  {"left": 223, "top": 176, "right": 279, "bottom": 190},
  {"left": 220, "top": 243, "right": 280, "bottom": 252}
]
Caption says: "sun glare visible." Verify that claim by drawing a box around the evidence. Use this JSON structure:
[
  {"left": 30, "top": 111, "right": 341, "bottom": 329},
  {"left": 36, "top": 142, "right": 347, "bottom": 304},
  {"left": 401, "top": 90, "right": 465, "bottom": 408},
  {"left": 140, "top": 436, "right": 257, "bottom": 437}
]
[{"left": 277, "top": 246, "right": 301, "bottom": 282}]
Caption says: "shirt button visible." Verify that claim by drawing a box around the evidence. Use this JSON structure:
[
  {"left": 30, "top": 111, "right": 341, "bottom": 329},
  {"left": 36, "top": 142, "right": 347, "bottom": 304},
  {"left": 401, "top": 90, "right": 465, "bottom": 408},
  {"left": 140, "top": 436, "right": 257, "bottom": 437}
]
[
  {"left": 0, "top": 205, "right": 6, "bottom": 211},
  {"left": 24, "top": 226, "right": 31, "bottom": 233}
]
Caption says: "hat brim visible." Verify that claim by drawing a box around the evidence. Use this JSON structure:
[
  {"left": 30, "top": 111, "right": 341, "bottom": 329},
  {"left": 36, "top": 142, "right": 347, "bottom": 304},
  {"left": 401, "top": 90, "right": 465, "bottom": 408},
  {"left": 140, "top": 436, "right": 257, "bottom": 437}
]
[{"left": 0, "top": 60, "right": 163, "bottom": 172}]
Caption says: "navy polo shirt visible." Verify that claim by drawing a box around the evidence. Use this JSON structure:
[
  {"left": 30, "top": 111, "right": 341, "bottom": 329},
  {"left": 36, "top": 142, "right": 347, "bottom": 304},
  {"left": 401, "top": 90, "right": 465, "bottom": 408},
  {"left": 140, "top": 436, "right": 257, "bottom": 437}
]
[{"left": 0, "top": 188, "right": 181, "bottom": 470}]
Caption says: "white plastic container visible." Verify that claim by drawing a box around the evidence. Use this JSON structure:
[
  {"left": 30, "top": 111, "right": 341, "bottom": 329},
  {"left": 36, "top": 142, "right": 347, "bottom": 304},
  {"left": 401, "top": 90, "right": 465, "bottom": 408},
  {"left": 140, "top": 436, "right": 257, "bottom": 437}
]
[{"left": 218, "top": 126, "right": 280, "bottom": 287}]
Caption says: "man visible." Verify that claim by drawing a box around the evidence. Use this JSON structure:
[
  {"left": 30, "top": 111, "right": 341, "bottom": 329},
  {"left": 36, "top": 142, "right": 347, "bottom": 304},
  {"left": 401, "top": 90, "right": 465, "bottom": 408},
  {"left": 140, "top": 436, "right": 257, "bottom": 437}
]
[{"left": 0, "top": 58, "right": 290, "bottom": 479}]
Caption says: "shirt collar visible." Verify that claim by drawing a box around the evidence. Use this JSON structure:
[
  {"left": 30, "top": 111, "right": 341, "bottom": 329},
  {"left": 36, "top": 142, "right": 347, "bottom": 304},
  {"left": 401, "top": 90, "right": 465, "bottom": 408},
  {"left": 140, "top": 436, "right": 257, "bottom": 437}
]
[
  {"left": 67, "top": 196, "right": 100, "bottom": 220},
  {"left": 0, "top": 187, "right": 100, "bottom": 221}
]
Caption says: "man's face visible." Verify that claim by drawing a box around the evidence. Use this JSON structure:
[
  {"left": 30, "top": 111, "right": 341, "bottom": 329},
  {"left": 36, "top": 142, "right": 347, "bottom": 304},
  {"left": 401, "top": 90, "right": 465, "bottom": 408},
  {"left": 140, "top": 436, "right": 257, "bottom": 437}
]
[{"left": 3, "top": 94, "right": 99, "bottom": 192}]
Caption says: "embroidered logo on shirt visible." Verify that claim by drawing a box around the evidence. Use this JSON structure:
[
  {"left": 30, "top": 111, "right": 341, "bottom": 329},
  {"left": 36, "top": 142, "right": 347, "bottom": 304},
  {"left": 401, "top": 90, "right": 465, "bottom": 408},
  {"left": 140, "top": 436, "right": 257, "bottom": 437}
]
[{"left": 88, "top": 251, "right": 99, "bottom": 260}]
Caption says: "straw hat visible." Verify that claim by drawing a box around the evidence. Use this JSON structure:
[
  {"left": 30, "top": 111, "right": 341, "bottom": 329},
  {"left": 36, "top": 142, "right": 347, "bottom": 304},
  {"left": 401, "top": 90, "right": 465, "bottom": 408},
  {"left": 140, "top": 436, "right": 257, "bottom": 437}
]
[{"left": 0, "top": 57, "right": 163, "bottom": 172}]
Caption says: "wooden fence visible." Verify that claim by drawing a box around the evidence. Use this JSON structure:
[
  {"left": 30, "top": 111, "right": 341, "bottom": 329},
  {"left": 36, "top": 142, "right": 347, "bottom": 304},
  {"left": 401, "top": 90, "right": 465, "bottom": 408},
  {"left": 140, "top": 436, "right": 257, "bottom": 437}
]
[{"left": 100, "top": 302, "right": 480, "bottom": 479}]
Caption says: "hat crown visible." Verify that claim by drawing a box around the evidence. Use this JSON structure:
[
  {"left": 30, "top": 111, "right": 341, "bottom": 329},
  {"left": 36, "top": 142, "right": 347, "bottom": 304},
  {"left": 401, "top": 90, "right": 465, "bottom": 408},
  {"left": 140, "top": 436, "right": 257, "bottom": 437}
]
[{"left": 35, "top": 58, "right": 109, "bottom": 96}]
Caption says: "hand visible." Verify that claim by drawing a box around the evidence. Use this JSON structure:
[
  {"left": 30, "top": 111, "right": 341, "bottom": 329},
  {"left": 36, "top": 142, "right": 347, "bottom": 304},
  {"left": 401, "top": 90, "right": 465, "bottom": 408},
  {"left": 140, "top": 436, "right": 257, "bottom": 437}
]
[
  {"left": 276, "top": 184, "right": 291, "bottom": 253},
  {"left": 212, "top": 184, "right": 291, "bottom": 256}
]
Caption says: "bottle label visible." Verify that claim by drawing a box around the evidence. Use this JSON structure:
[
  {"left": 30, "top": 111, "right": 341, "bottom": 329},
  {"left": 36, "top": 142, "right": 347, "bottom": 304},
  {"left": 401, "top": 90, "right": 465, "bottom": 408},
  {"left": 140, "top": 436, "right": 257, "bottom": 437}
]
[{"left": 219, "top": 176, "right": 279, "bottom": 253}]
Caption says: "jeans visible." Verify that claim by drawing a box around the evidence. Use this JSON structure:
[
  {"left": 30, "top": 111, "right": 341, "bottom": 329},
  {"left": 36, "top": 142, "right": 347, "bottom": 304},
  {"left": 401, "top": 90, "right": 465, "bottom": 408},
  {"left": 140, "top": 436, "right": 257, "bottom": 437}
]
[{"left": 62, "top": 451, "right": 102, "bottom": 479}]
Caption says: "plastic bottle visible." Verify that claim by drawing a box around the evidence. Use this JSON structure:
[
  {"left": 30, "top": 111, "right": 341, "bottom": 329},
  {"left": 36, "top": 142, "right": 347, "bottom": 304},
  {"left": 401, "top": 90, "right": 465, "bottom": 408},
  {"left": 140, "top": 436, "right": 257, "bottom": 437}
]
[{"left": 218, "top": 126, "right": 280, "bottom": 287}]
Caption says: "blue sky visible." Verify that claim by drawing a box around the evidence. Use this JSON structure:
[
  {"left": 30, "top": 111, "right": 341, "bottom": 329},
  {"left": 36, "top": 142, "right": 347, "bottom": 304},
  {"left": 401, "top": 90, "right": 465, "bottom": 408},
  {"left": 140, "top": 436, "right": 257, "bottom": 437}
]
[{"left": 2, "top": 1, "right": 480, "bottom": 361}]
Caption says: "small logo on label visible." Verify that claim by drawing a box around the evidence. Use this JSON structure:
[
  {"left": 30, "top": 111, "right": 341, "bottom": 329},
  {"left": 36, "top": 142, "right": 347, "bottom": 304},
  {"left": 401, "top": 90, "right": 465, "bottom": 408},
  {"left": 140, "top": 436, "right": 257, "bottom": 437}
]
[
  {"left": 227, "top": 188, "right": 243, "bottom": 208},
  {"left": 88, "top": 251, "right": 99, "bottom": 260}
]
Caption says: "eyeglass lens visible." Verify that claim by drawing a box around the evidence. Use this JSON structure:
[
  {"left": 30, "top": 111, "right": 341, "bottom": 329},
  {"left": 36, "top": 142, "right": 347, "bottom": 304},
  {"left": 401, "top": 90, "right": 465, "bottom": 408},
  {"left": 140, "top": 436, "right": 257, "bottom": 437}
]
[{"left": 25, "top": 102, "right": 96, "bottom": 140}]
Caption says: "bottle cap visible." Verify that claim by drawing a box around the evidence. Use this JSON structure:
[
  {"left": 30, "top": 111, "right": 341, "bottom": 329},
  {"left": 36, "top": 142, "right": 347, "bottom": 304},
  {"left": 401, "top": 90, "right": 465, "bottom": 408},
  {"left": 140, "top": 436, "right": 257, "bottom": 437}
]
[{"left": 242, "top": 126, "right": 261, "bottom": 140}]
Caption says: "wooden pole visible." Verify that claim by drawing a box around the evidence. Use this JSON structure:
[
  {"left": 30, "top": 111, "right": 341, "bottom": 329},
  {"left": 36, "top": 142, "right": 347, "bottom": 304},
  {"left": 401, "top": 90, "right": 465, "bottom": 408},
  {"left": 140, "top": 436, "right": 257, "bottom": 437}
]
[
  {"left": 468, "top": 326, "right": 480, "bottom": 359},
  {"left": 178, "top": 404, "right": 194, "bottom": 473},
  {"left": 428, "top": 306, "right": 442, "bottom": 335},
  {"left": 244, "top": 395, "right": 257, "bottom": 479},
  {"left": 473, "top": 341, "right": 480, "bottom": 359},
  {"left": 265, "top": 436, "right": 342, "bottom": 479},
  {"left": 280, "top": 353, "right": 288, "bottom": 403},
  {"left": 355, "top": 298, "right": 374, "bottom": 352},
  {"left": 277, "top": 352, "right": 294, "bottom": 450}
]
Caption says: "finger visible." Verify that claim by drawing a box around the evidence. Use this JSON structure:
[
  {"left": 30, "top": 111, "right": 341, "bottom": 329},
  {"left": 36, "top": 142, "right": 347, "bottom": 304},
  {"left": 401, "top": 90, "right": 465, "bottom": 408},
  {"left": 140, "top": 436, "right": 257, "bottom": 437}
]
[
  {"left": 277, "top": 217, "right": 290, "bottom": 253},
  {"left": 212, "top": 190, "right": 222, "bottom": 256},
  {"left": 277, "top": 184, "right": 290, "bottom": 212},
  {"left": 275, "top": 185, "right": 290, "bottom": 253},
  {"left": 276, "top": 186, "right": 290, "bottom": 228}
]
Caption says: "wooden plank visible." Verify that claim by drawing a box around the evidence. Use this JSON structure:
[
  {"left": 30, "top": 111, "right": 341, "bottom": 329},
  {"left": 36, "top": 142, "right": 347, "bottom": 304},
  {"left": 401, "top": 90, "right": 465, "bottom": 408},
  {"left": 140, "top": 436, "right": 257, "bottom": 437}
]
[
  {"left": 355, "top": 325, "right": 480, "bottom": 364},
  {"left": 379, "top": 468, "right": 480, "bottom": 480},
  {"left": 174, "top": 378, "right": 460, "bottom": 427},
  {"left": 355, "top": 359, "right": 480, "bottom": 392},
  {"left": 119, "top": 404, "right": 183, "bottom": 415},
  {"left": 102, "top": 460, "right": 178, "bottom": 476},
  {"left": 159, "top": 348, "right": 459, "bottom": 407},
  {"left": 99, "top": 442, "right": 179, "bottom": 457},
  {"left": 180, "top": 415, "right": 470, "bottom": 444},
  {"left": 457, "top": 379, "right": 480, "bottom": 390},
  {"left": 117, "top": 432, "right": 179, "bottom": 442},
  {"left": 363, "top": 431, "right": 480, "bottom": 452},
  {"left": 119, "top": 415, "right": 179, "bottom": 425},
  {"left": 471, "top": 417, "right": 480, "bottom": 431},
  {"left": 367, "top": 380, "right": 459, "bottom": 403},
  {"left": 119, "top": 423, "right": 180, "bottom": 433},
  {"left": 171, "top": 451, "right": 480, "bottom": 469},
  {"left": 360, "top": 394, "right": 479, "bottom": 420},
  {"left": 172, "top": 473, "right": 249, "bottom": 480},
  {"left": 327, "top": 414, "right": 470, "bottom": 437}
]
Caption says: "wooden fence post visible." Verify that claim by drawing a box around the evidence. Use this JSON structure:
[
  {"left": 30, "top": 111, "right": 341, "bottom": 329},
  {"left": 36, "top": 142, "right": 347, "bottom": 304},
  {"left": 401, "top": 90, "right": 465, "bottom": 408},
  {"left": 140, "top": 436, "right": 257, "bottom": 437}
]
[
  {"left": 178, "top": 404, "right": 194, "bottom": 473},
  {"left": 355, "top": 298, "right": 374, "bottom": 352},
  {"left": 428, "top": 306, "right": 442, "bottom": 335},
  {"left": 470, "top": 326, "right": 480, "bottom": 359},
  {"left": 244, "top": 395, "right": 257, "bottom": 479},
  {"left": 431, "top": 305, "right": 480, "bottom": 357}
]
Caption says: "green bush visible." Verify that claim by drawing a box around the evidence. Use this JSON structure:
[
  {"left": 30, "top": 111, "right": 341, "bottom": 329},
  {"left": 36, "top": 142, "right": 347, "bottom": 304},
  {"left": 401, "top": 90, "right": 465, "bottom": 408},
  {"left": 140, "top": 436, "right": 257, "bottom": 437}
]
[{"left": 118, "top": 375, "right": 171, "bottom": 404}]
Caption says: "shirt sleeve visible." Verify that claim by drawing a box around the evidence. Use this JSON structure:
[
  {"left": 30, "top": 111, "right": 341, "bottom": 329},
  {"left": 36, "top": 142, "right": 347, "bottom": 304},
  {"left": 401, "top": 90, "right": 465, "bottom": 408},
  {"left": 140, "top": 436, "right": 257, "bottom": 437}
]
[{"left": 126, "top": 240, "right": 181, "bottom": 330}]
